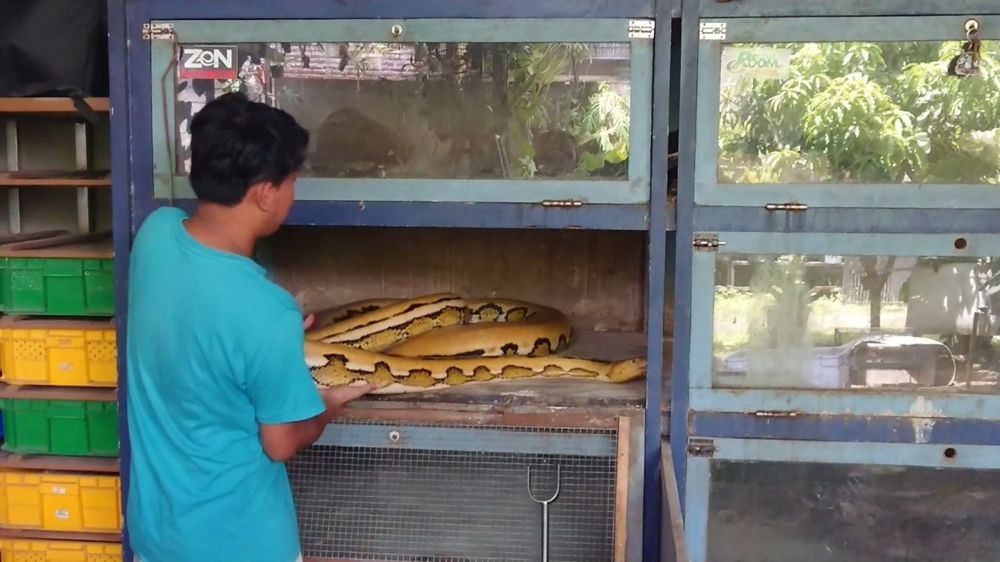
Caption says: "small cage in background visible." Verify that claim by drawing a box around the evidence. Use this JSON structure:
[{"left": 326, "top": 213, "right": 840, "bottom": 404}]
[{"left": 288, "top": 418, "right": 636, "bottom": 562}]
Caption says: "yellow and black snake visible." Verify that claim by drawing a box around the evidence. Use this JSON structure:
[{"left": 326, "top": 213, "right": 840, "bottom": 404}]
[{"left": 303, "top": 293, "right": 647, "bottom": 394}]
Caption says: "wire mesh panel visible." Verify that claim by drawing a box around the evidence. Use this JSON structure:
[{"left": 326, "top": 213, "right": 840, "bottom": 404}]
[{"left": 288, "top": 424, "right": 620, "bottom": 562}]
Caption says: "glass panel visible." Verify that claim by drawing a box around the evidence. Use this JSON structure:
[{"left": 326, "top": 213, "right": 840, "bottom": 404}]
[
  {"left": 173, "top": 42, "right": 631, "bottom": 180},
  {"left": 717, "top": 42, "right": 1000, "bottom": 184},
  {"left": 713, "top": 254, "right": 1000, "bottom": 390},
  {"left": 708, "top": 460, "right": 1000, "bottom": 562}
]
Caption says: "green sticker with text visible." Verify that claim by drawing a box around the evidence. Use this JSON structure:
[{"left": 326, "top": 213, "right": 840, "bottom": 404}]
[{"left": 721, "top": 46, "right": 792, "bottom": 84}]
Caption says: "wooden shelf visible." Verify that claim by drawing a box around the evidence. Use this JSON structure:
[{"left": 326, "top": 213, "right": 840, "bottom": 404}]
[
  {"left": 0, "top": 97, "right": 110, "bottom": 115},
  {"left": 0, "top": 231, "right": 113, "bottom": 259},
  {"left": 0, "top": 452, "right": 119, "bottom": 474},
  {"left": 0, "top": 383, "right": 117, "bottom": 402},
  {"left": 0, "top": 171, "right": 111, "bottom": 188},
  {"left": 0, "top": 528, "right": 120, "bottom": 543},
  {"left": 0, "top": 316, "right": 115, "bottom": 330},
  {"left": 0, "top": 230, "right": 67, "bottom": 246}
]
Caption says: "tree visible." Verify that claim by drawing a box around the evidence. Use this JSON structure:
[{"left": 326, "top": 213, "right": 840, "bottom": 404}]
[{"left": 719, "top": 41, "right": 1000, "bottom": 185}]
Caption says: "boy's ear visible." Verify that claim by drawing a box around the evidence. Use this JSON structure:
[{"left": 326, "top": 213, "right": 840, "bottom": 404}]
[{"left": 246, "top": 181, "right": 278, "bottom": 211}]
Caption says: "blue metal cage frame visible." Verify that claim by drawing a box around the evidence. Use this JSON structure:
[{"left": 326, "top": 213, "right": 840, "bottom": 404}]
[
  {"left": 110, "top": 0, "right": 1000, "bottom": 559},
  {"left": 675, "top": 0, "right": 1000, "bottom": 558},
  {"left": 693, "top": 15, "right": 1000, "bottom": 210},
  {"left": 110, "top": 1, "right": 674, "bottom": 560},
  {"left": 683, "top": 438, "right": 1000, "bottom": 562},
  {"left": 149, "top": 19, "right": 654, "bottom": 207}
]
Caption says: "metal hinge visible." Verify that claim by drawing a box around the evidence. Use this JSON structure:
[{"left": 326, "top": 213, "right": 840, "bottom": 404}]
[
  {"left": 693, "top": 234, "right": 724, "bottom": 251},
  {"left": 628, "top": 19, "right": 655, "bottom": 39},
  {"left": 764, "top": 202, "right": 809, "bottom": 212},
  {"left": 142, "top": 23, "right": 175, "bottom": 41},
  {"left": 542, "top": 199, "right": 585, "bottom": 207},
  {"left": 687, "top": 438, "right": 717, "bottom": 458},
  {"left": 753, "top": 410, "right": 800, "bottom": 418},
  {"left": 699, "top": 22, "right": 727, "bottom": 41}
]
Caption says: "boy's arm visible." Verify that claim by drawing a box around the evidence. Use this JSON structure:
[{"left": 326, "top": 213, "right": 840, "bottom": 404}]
[
  {"left": 247, "top": 309, "right": 374, "bottom": 462},
  {"left": 259, "top": 385, "right": 374, "bottom": 462}
]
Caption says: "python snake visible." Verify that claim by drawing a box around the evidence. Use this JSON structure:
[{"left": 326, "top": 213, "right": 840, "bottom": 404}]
[{"left": 303, "top": 293, "right": 647, "bottom": 394}]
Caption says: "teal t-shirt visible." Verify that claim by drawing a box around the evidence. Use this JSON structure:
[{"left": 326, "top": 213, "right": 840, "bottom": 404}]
[{"left": 126, "top": 207, "right": 324, "bottom": 562}]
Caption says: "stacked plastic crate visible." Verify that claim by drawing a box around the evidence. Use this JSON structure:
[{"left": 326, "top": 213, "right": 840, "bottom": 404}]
[{"left": 0, "top": 98, "right": 122, "bottom": 560}]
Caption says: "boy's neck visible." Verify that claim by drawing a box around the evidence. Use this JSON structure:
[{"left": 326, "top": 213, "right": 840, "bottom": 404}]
[{"left": 184, "top": 203, "right": 258, "bottom": 258}]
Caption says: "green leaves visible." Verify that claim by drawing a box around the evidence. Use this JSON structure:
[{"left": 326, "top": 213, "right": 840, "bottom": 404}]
[
  {"left": 719, "top": 40, "right": 1000, "bottom": 185},
  {"left": 502, "top": 44, "right": 630, "bottom": 178}
]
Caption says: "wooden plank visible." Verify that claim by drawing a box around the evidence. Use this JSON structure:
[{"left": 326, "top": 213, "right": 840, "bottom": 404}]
[
  {"left": 0, "top": 528, "right": 120, "bottom": 543},
  {"left": 0, "top": 316, "right": 115, "bottom": 330},
  {"left": 357, "top": 376, "right": 646, "bottom": 410},
  {"left": 613, "top": 416, "right": 632, "bottom": 562},
  {"left": 272, "top": 227, "right": 647, "bottom": 332},
  {"left": 336, "top": 408, "right": 621, "bottom": 429},
  {"left": 0, "top": 231, "right": 113, "bottom": 259},
  {"left": 495, "top": 412, "right": 621, "bottom": 429},
  {"left": 0, "top": 98, "right": 110, "bottom": 115},
  {"left": 0, "top": 383, "right": 117, "bottom": 402},
  {"left": 0, "top": 230, "right": 67, "bottom": 245},
  {"left": 0, "top": 452, "right": 119, "bottom": 473},
  {"left": 349, "top": 398, "right": 640, "bottom": 415},
  {"left": 3, "top": 231, "right": 111, "bottom": 249},
  {"left": 0, "top": 171, "right": 111, "bottom": 187}
]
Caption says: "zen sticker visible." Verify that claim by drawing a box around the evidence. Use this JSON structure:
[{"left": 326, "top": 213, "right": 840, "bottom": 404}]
[
  {"left": 178, "top": 45, "right": 238, "bottom": 80},
  {"left": 720, "top": 46, "right": 792, "bottom": 87},
  {"left": 55, "top": 509, "right": 70, "bottom": 520}
]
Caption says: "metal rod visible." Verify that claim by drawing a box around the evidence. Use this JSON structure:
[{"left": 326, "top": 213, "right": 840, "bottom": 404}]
[
  {"left": 542, "top": 502, "right": 550, "bottom": 562},
  {"left": 5, "top": 120, "right": 20, "bottom": 234},
  {"left": 527, "top": 465, "right": 561, "bottom": 562},
  {"left": 967, "top": 310, "right": 981, "bottom": 388},
  {"left": 74, "top": 122, "right": 92, "bottom": 233}
]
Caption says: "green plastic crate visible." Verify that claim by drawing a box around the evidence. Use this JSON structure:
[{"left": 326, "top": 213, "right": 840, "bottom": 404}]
[
  {"left": 0, "top": 257, "right": 114, "bottom": 316},
  {"left": 0, "top": 399, "right": 118, "bottom": 457}
]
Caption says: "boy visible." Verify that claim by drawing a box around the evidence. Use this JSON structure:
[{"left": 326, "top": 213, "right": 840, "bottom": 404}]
[{"left": 126, "top": 92, "right": 375, "bottom": 562}]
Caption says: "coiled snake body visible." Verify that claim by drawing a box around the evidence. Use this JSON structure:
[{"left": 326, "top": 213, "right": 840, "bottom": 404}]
[{"left": 303, "top": 293, "right": 647, "bottom": 394}]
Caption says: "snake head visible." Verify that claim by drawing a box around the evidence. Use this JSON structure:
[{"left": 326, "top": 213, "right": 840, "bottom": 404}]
[{"left": 607, "top": 358, "right": 647, "bottom": 383}]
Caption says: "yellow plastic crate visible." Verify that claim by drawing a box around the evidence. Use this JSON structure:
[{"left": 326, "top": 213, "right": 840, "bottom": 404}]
[
  {"left": 0, "top": 318, "right": 117, "bottom": 387},
  {"left": 0, "top": 471, "right": 122, "bottom": 533},
  {"left": 0, "top": 538, "right": 121, "bottom": 561}
]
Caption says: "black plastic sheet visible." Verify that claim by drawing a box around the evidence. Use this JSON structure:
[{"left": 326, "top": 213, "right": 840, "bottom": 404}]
[{"left": 0, "top": 0, "right": 109, "bottom": 99}]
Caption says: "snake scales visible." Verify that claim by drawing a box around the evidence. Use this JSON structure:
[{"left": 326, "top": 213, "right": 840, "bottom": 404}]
[{"left": 303, "top": 293, "right": 647, "bottom": 394}]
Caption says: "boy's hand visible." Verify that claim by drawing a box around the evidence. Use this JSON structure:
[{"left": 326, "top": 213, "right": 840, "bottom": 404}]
[
  {"left": 303, "top": 313, "right": 315, "bottom": 331},
  {"left": 320, "top": 383, "right": 378, "bottom": 411}
]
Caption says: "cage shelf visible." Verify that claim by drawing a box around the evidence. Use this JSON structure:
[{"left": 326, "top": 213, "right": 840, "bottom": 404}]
[
  {"left": 0, "top": 383, "right": 117, "bottom": 403},
  {"left": 0, "top": 231, "right": 113, "bottom": 259},
  {"left": 0, "top": 171, "right": 111, "bottom": 188},
  {"left": 0, "top": 98, "right": 110, "bottom": 115},
  {"left": 0, "top": 529, "right": 120, "bottom": 543},
  {"left": 0, "top": 452, "right": 119, "bottom": 474}
]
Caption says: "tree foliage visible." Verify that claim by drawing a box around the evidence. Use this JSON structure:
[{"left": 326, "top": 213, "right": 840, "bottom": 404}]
[{"left": 719, "top": 41, "right": 1000, "bottom": 184}]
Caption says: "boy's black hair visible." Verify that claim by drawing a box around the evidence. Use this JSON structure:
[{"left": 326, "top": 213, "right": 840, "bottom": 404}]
[{"left": 188, "top": 92, "right": 309, "bottom": 206}]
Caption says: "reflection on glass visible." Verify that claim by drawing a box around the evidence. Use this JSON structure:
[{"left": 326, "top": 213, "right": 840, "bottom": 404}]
[
  {"left": 713, "top": 254, "right": 1000, "bottom": 390},
  {"left": 708, "top": 460, "right": 1000, "bottom": 562},
  {"left": 174, "top": 42, "right": 631, "bottom": 180},
  {"left": 717, "top": 41, "right": 1000, "bottom": 184}
]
